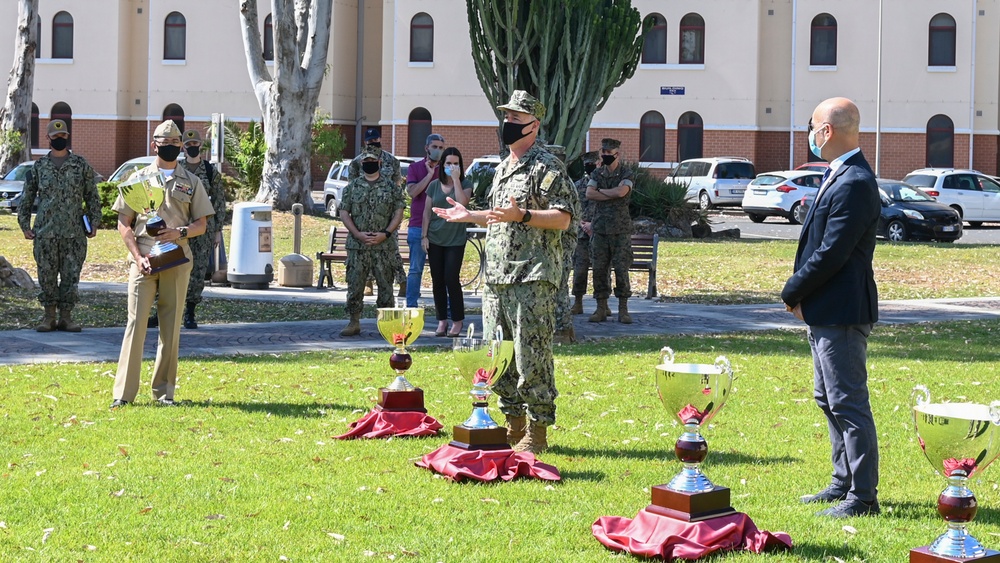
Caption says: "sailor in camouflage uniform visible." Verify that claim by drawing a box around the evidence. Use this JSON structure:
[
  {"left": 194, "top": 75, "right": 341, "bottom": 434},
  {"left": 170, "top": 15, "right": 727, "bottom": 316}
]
[
  {"left": 18, "top": 119, "right": 101, "bottom": 332},
  {"left": 180, "top": 129, "right": 227, "bottom": 329},
  {"left": 433, "top": 91, "right": 575, "bottom": 454},
  {"left": 348, "top": 128, "right": 406, "bottom": 296},
  {"left": 570, "top": 151, "right": 607, "bottom": 316},
  {"left": 338, "top": 145, "right": 406, "bottom": 337},
  {"left": 547, "top": 144, "right": 582, "bottom": 345},
  {"left": 587, "top": 138, "right": 635, "bottom": 324}
]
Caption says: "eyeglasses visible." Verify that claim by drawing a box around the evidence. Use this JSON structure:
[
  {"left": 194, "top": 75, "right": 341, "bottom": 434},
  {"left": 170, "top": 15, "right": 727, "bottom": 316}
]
[{"left": 807, "top": 121, "right": 829, "bottom": 133}]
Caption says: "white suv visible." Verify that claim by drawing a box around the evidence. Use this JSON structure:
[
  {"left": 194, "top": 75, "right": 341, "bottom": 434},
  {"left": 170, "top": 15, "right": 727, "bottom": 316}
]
[
  {"left": 902, "top": 168, "right": 1000, "bottom": 227},
  {"left": 668, "top": 157, "right": 756, "bottom": 210}
]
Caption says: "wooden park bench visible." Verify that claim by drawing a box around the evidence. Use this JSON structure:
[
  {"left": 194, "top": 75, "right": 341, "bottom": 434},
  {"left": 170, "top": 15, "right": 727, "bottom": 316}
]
[
  {"left": 627, "top": 232, "right": 659, "bottom": 299},
  {"left": 315, "top": 225, "right": 410, "bottom": 289}
]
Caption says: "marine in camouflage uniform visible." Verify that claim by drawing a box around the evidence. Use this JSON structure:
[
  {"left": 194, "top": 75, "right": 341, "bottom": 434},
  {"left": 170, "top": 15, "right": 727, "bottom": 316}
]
[
  {"left": 570, "top": 151, "right": 605, "bottom": 318},
  {"left": 587, "top": 138, "right": 634, "bottom": 324},
  {"left": 434, "top": 91, "right": 574, "bottom": 453},
  {"left": 18, "top": 119, "right": 101, "bottom": 332},
  {"left": 181, "top": 129, "right": 228, "bottom": 328},
  {"left": 546, "top": 144, "right": 581, "bottom": 344},
  {"left": 338, "top": 146, "right": 406, "bottom": 336}
]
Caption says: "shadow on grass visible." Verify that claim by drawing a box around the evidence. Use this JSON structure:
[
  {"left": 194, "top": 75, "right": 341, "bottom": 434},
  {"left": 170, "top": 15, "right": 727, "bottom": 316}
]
[
  {"left": 188, "top": 400, "right": 354, "bottom": 417},
  {"left": 548, "top": 445, "right": 800, "bottom": 466},
  {"left": 553, "top": 470, "right": 607, "bottom": 482},
  {"left": 772, "top": 541, "right": 868, "bottom": 561}
]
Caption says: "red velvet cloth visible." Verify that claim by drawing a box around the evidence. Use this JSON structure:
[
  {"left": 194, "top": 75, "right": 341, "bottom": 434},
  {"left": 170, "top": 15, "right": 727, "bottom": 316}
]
[
  {"left": 593, "top": 507, "right": 792, "bottom": 561},
  {"left": 335, "top": 409, "right": 442, "bottom": 439},
  {"left": 415, "top": 443, "right": 561, "bottom": 482}
]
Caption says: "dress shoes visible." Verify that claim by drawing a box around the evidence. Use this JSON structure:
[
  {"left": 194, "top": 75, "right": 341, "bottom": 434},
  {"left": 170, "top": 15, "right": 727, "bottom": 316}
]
[
  {"left": 156, "top": 397, "right": 178, "bottom": 406},
  {"left": 799, "top": 484, "right": 848, "bottom": 504},
  {"left": 816, "top": 498, "right": 880, "bottom": 518},
  {"left": 110, "top": 399, "right": 130, "bottom": 409}
]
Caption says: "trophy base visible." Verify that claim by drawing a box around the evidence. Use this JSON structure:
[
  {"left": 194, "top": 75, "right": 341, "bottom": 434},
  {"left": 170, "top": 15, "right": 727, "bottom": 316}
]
[
  {"left": 910, "top": 547, "right": 1000, "bottom": 563},
  {"left": 646, "top": 484, "right": 736, "bottom": 522},
  {"left": 147, "top": 244, "right": 190, "bottom": 274},
  {"left": 375, "top": 388, "right": 426, "bottom": 412},
  {"left": 449, "top": 425, "right": 510, "bottom": 451}
]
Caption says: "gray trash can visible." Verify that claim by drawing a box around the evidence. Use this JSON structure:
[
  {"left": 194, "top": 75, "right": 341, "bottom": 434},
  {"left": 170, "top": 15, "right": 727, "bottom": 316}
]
[{"left": 227, "top": 202, "right": 274, "bottom": 289}]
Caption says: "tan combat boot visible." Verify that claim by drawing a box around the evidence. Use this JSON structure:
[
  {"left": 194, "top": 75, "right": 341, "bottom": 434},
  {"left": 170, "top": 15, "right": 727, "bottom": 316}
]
[
  {"left": 618, "top": 298, "right": 632, "bottom": 324},
  {"left": 57, "top": 308, "right": 82, "bottom": 332},
  {"left": 364, "top": 281, "right": 374, "bottom": 296},
  {"left": 36, "top": 305, "right": 57, "bottom": 332},
  {"left": 570, "top": 295, "right": 584, "bottom": 315},
  {"left": 588, "top": 299, "right": 608, "bottom": 322},
  {"left": 506, "top": 415, "right": 527, "bottom": 446},
  {"left": 512, "top": 424, "right": 549, "bottom": 454},
  {"left": 603, "top": 300, "right": 613, "bottom": 316},
  {"left": 397, "top": 279, "right": 407, "bottom": 298},
  {"left": 340, "top": 313, "right": 361, "bottom": 337},
  {"left": 552, "top": 326, "right": 576, "bottom": 344}
]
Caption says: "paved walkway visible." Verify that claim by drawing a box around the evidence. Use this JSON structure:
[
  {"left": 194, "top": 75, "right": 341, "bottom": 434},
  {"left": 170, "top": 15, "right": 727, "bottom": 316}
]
[{"left": 2, "top": 281, "right": 999, "bottom": 366}]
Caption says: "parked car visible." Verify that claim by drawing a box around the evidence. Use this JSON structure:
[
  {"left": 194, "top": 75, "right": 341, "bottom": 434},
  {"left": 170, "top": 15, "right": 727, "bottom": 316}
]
[
  {"left": 667, "top": 157, "right": 756, "bottom": 210},
  {"left": 902, "top": 168, "right": 1000, "bottom": 227},
  {"left": 798, "top": 179, "right": 962, "bottom": 242},
  {"left": 794, "top": 162, "right": 830, "bottom": 173},
  {"left": 109, "top": 155, "right": 182, "bottom": 183},
  {"left": 0, "top": 161, "right": 33, "bottom": 211},
  {"left": 741, "top": 170, "right": 822, "bottom": 224},
  {"left": 323, "top": 155, "right": 418, "bottom": 216},
  {"left": 466, "top": 155, "right": 502, "bottom": 176}
]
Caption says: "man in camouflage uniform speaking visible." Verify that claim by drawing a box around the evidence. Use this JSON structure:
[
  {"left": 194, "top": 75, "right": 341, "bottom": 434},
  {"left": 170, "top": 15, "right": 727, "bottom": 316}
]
[
  {"left": 18, "top": 119, "right": 101, "bottom": 332},
  {"left": 433, "top": 91, "right": 575, "bottom": 454},
  {"left": 338, "top": 145, "right": 406, "bottom": 337},
  {"left": 586, "top": 138, "right": 634, "bottom": 324},
  {"left": 180, "top": 129, "right": 227, "bottom": 329}
]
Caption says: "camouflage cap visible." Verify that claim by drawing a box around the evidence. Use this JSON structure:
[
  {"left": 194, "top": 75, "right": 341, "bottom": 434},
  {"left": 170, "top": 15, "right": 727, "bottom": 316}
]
[
  {"left": 46, "top": 119, "right": 69, "bottom": 137},
  {"left": 545, "top": 144, "right": 566, "bottom": 162},
  {"left": 360, "top": 145, "right": 381, "bottom": 160},
  {"left": 182, "top": 129, "right": 202, "bottom": 144},
  {"left": 601, "top": 138, "right": 621, "bottom": 151},
  {"left": 153, "top": 120, "right": 182, "bottom": 139},
  {"left": 582, "top": 150, "right": 600, "bottom": 163},
  {"left": 497, "top": 90, "right": 545, "bottom": 120}
]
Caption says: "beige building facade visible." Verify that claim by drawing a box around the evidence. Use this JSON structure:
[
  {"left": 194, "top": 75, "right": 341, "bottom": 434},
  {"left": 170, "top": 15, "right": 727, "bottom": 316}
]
[{"left": 2, "top": 0, "right": 998, "bottom": 180}]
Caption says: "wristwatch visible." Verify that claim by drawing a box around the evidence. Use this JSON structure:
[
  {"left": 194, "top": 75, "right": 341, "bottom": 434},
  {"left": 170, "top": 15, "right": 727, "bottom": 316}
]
[
  {"left": 382, "top": 229, "right": 392, "bottom": 237},
  {"left": 178, "top": 226, "right": 188, "bottom": 239},
  {"left": 520, "top": 209, "right": 532, "bottom": 223}
]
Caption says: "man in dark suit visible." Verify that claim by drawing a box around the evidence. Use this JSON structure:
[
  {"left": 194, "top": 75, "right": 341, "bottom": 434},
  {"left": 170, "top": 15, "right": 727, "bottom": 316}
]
[{"left": 781, "top": 97, "right": 881, "bottom": 518}]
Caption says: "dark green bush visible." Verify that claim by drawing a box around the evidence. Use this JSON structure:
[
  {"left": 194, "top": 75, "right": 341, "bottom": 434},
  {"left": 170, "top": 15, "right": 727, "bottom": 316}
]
[
  {"left": 96, "top": 182, "right": 120, "bottom": 229},
  {"left": 624, "top": 162, "right": 707, "bottom": 227}
]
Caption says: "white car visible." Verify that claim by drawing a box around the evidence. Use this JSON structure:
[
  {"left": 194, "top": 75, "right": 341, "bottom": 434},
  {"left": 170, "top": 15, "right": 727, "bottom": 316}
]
[
  {"left": 741, "top": 170, "right": 823, "bottom": 224},
  {"left": 902, "top": 168, "right": 1000, "bottom": 227},
  {"left": 0, "top": 161, "right": 33, "bottom": 211},
  {"left": 109, "top": 155, "right": 183, "bottom": 183},
  {"left": 668, "top": 157, "right": 756, "bottom": 210},
  {"left": 465, "top": 155, "right": 502, "bottom": 177}
]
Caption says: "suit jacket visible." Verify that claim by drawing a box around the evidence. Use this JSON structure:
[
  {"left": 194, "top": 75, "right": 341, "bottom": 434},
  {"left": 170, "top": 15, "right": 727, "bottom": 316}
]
[{"left": 781, "top": 151, "right": 879, "bottom": 326}]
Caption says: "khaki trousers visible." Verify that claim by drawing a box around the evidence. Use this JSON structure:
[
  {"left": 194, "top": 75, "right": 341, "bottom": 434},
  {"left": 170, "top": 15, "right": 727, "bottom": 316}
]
[{"left": 113, "top": 259, "right": 193, "bottom": 402}]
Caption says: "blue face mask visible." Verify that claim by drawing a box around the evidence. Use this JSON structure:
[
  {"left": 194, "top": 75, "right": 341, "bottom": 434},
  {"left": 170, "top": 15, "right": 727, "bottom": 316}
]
[
  {"left": 808, "top": 127, "right": 827, "bottom": 159},
  {"left": 443, "top": 165, "right": 454, "bottom": 176}
]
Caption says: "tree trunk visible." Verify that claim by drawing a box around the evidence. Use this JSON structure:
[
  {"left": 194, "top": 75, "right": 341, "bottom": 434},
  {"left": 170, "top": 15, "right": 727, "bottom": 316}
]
[
  {"left": 239, "top": 0, "right": 331, "bottom": 211},
  {"left": 0, "top": 0, "right": 38, "bottom": 176}
]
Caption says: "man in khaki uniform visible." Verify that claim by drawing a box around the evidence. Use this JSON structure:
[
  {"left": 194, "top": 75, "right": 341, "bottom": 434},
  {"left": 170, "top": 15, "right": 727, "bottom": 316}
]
[{"left": 110, "top": 120, "right": 215, "bottom": 408}]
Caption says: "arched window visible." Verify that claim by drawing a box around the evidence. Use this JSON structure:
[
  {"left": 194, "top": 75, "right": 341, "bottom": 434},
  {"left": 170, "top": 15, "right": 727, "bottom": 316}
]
[
  {"left": 31, "top": 103, "right": 39, "bottom": 149},
  {"left": 263, "top": 14, "right": 274, "bottom": 61},
  {"left": 51, "top": 102, "right": 72, "bottom": 148},
  {"left": 677, "top": 111, "right": 703, "bottom": 161},
  {"left": 410, "top": 13, "right": 433, "bottom": 63},
  {"left": 164, "top": 12, "right": 186, "bottom": 61},
  {"left": 926, "top": 114, "right": 954, "bottom": 168},
  {"left": 810, "top": 14, "right": 837, "bottom": 66},
  {"left": 408, "top": 108, "right": 432, "bottom": 158},
  {"left": 679, "top": 13, "right": 705, "bottom": 64},
  {"left": 163, "top": 104, "right": 185, "bottom": 134},
  {"left": 641, "top": 14, "right": 666, "bottom": 64},
  {"left": 52, "top": 11, "right": 73, "bottom": 59},
  {"left": 928, "top": 13, "right": 956, "bottom": 67},
  {"left": 639, "top": 111, "right": 665, "bottom": 162}
]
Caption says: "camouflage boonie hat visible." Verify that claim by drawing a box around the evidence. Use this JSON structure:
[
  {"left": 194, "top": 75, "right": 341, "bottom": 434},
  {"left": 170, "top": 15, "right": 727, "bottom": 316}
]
[
  {"left": 497, "top": 90, "right": 546, "bottom": 120},
  {"left": 182, "top": 129, "right": 202, "bottom": 144},
  {"left": 153, "top": 120, "right": 182, "bottom": 139},
  {"left": 582, "top": 150, "right": 600, "bottom": 163},
  {"left": 545, "top": 145, "right": 566, "bottom": 162},
  {"left": 47, "top": 119, "right": 69, "bottom": 137},
  {"left": 601, "top": 138, "right": 621, "bottom": 151}
]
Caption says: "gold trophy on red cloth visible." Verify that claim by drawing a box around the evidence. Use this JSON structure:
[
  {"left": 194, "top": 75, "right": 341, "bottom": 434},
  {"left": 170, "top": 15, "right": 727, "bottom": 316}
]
[
  {"left": 910, "top": 385, "right": 1000, "bottom": 562},
  {"left": 375, "top": 305, "right": 426, "bottom": 412},
  {"left": 117, "top": 170, "right": 189, "bottom": 274}
]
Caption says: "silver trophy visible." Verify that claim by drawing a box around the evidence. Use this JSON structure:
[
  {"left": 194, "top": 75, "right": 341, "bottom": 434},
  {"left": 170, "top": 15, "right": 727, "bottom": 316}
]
[
  {"left": 449, "top": 324, "right": 515, "bottom": 450},
  {"left": 117, "top": 170, "right": 189, "bottom": 274},
  {"left": 912, "top": 385, "right": 1000, "bottom": 560},
  {"left": 655, "top": 347, "right": 734, "bottom": 493}
]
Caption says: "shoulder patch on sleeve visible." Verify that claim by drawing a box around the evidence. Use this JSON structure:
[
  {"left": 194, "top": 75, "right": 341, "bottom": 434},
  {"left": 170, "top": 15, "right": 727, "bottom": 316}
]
[{"left": 541, "top": 171, "right": 557, "bottom": 192}]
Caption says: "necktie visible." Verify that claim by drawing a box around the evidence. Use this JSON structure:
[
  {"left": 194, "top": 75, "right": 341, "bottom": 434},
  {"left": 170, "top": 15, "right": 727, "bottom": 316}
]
[{"left": 820, "top": 168, "right": 831, "bottom": 186}]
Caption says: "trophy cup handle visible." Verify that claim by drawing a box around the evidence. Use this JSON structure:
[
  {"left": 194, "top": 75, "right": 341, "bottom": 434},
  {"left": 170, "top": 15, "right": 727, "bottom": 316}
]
[
  {"left": 991, "top": 401, "right": 1000, "bottom": 426},
  {"left": 714, "top": 355, "right": 732, "bottom": 378},
  {"left": 466, "top": 323, "right": 476, "bottom": 340},
  {"left": 660, "top": 346, "right": 675, "bottom": 365},
  {"left": 912, "top": 384, "right": 931, "bottom": 407},
  {"left": 494, "top": 325, "right": 504, "bottom": 343}
]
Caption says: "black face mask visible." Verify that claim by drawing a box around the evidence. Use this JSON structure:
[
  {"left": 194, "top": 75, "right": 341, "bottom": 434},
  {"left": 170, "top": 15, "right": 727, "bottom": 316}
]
[
  {"left": 501, "top": 120, "right": 534, "bottom": 146},
  {"left": 584, "top": 162, "right": 597, "bottom": 174},
  {"left": 49, "top": 137, "right": 68, "bottom": 151},
  {"left": 362, "top": 161, "right": 379, "bottom": 175},
  {"left": 185, "top": 145, "right": 201, "bottom": 158},
  {"left": 367, "top": 141, "right": 381, "bottom": 149},
  {"left": 602, "top": 154, "right": 617, "bottom": 166},
  {"left": 157, "top": 144, "right": 182, "bottom": 162}
]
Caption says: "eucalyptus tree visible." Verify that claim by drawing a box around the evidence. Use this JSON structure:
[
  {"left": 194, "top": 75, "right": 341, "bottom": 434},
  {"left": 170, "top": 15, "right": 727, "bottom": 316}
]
[
  {"left": 0, "top": 0, "right": 38, "bottom": 175},
  {"left": 466, "top": 0, "right": 646, "bottom": 160}
]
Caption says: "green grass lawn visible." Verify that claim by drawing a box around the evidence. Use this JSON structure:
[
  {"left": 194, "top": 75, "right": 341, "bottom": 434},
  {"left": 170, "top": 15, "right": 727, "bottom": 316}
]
[{"left": 2, "top": 321, "right": 999, "bottom": 561}]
